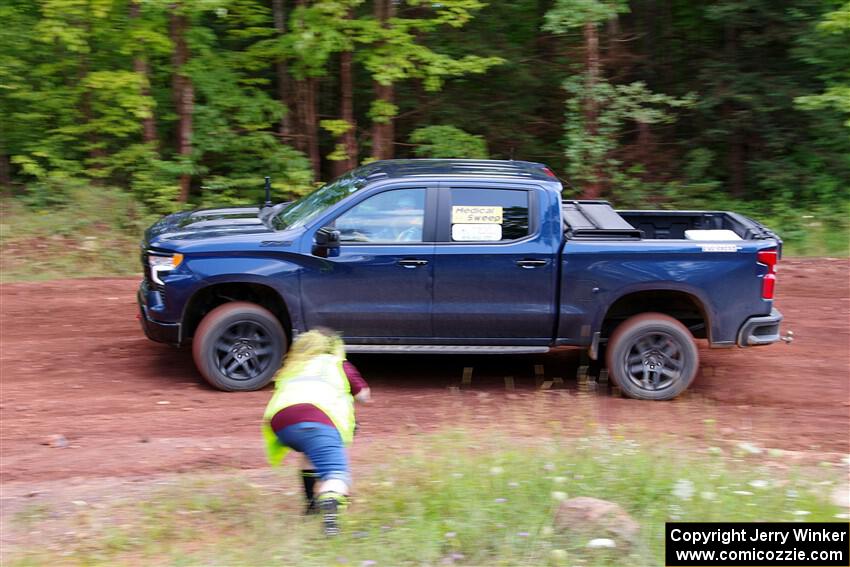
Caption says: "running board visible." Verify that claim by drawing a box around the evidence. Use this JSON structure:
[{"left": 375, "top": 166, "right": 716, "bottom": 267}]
[{"left": 344, "top": 345, "right": 550, "bottom": 354}]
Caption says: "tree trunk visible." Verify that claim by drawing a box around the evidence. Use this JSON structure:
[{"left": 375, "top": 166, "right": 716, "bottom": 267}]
[
  {"left": 335, "top": 48, "right": 358, "bottom": 176},
  {"left": 295, "top": 77, "right": 320, "bottom": 176},
  {"left": 582, "top": 21, "right": 602, "bottom": 199},
  {"left": 272, "top": 0, "right": 292, "bottom": 141},
  {"left": 79, "top": 15, "right": 105, "bottom": 171},
  {"left": 170, "top": 7, "right": 193, "bottom": 203},
  {"left": 0, "top": 152, "right": 10, "bottom": 188},
  {"left": 130, "top": 1, "right": 158, "bottom": 147},
  {"left": 371, "top": 0, "right": 395, "bottom": 161},
  {"left": 724, "top": 21, "right": 744, "bottom": 197}
]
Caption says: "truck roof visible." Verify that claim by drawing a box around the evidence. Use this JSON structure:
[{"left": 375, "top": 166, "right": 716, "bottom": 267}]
[{"left": 353, "top": 159, "right": 558, "bottom": 182}]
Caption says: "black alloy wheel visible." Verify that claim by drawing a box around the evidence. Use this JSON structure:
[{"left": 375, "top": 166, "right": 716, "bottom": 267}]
[
  {"left": 192, "top": 302, "right": 286, "bottom": 391},
  {"left": 606, "top": 312, "right": 698, "bottom": 400}
]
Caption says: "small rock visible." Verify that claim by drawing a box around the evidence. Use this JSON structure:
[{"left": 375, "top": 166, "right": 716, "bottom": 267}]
[
  {"left": 554, "top": 496, "right": 639, "bottom": 541},
  {"left": 737, "top": 442, "right": 763, "bottom": 455},
  {"left": 587, "top": 538, "right": 617, "bottom": 548},
  {"left": 156, "top": 400, "right": 171, "bottom": 405},
  {"left": 673, "top": 479, "right": 695, "bottom": 500},
  {"left": 43, "top": 434, "right": 68, "bottom": 448},
  {"left": 830, "top": 486, "right": 849, "bottom": 508},
  {"left": 71, "top": 500, "right": 87, "bottom": 507}
]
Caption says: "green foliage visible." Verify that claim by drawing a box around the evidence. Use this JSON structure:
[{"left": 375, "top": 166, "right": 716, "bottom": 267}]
[
  {"left": 0, "top": 0, "right": 847, "bottom": 259},
  {"left": 358, "top": 1, "right": 504, "bottom": 91},
  {"left": 795, "top": 2, "right": 850, "bottom": 127},
  {"left": 409, "top": 125, "right": 488, "bottom": 158},
  {"left": 543, "top": 0, "right": 629, "bottom": 32},
  {"left": 561, "top": 76, "right": 695, "bottom": 191},
  {"left": 368, "top": 99, "right": 399, "bottom": 124}
]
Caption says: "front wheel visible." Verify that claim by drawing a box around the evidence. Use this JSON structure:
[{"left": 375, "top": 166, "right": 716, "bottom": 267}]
[
  {"left": 605, "top": 313, "right": 698, "bottom": 401},
  {"left": 192, "top": 302, "right": 286, "bottom": 391}
]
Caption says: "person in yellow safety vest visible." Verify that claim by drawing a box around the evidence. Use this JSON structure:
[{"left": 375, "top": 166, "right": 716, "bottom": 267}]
[{"left": 262, "top": 327, "right": 371, "bottom": 536}]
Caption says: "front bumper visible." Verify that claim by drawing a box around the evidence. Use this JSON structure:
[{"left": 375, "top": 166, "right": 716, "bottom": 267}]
[
  {"left": 137, "top": 283, "right": 181, "bottom": 345},
  {"left": 737, "top": 307, "right": 783, "bottom": 347}
]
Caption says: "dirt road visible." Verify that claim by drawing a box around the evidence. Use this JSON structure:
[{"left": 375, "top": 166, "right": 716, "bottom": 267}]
[{"left": 1, "top": 258, "right": 848, "bottom": 490}]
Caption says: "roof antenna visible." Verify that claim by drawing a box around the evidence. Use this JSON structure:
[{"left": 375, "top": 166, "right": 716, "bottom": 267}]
[{"left": 263, "top": 176, "right": 272, "bottom": 208}]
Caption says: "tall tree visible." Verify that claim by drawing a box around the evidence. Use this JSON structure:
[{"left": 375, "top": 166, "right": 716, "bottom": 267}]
[
  {"left": 272, "top": 0, "right": 293, "bottom": 141},
  {"left": 338, "top": 47, "right": 357, "bottom": 172},
  {"left": 290, "top": 0, "right": 321, "bottom": 175},
  {"left": 169, "top": 4, "right": 193, "bottom": 203},
  {"left": 361, "top": 0, "right": 503, "bottom": 161},
  {"left": 371, "top": 0, "right": 395, "bottom": 160},
  {"left": 129, "top": 0, "right": 158, "bottom": 147},
  {"left": 544, "top": 0, "right": 629, "bottom": 198}
]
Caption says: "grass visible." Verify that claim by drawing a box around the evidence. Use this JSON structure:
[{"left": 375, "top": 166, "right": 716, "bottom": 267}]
[
  {"left": 0, "top": 187, "right": 153, "bottom": 283},
  {"left": 6, "top": 431, "right": 846, "bottom": 566}
]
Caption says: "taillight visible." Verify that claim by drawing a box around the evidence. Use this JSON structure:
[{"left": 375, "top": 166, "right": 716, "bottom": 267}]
[{"left": 757, "top": 249, "right": 778, "bottom": 299}]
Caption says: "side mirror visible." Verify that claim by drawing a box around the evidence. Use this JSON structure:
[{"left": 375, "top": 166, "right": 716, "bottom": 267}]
[{"left": 313, "top": 226, "right": 341, "bottom": 257}]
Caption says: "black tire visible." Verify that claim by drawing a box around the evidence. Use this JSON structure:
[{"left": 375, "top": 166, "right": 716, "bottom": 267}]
[
  {"left": 605, "top": 312, "right": 698, "bottom": 401},
  {"left": 192, "top": 301, "right": 286, "bottom": 391}
]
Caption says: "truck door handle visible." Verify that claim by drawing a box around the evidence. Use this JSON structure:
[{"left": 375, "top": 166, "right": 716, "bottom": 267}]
[
  {"left": 516, "top": 259, "right": 548, "bottom": 268},
  {"left": 398, "top": 258, "right": 429, "bottom": 268}
]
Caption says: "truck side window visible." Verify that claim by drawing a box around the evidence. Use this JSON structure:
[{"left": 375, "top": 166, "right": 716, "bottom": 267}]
[
  {"left": 333, "top": 188, "right": 426, "bottom": 243},
  {"left": 449, "top": 188, "right": 529, "bottom": 242}
]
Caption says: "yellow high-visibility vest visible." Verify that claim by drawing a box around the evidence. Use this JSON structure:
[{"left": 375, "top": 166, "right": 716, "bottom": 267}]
[{"left": 262, "top": 353, "right": 355, "bottom": 466}]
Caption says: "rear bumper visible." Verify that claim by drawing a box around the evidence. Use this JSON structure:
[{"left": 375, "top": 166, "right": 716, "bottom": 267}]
[
  {"left": 137, "top": 284, "right": 181, "bottom": 345},
  {"left": 737, "top": 308, "right": 783, "bottom": 347}
]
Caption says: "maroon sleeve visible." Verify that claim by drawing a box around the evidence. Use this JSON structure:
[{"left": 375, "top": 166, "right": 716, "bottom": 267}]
[{"left": 343, "top": 360, "right": 368, "bottom": 395}]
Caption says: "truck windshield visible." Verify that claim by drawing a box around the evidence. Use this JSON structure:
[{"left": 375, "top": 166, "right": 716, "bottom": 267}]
[{"left": 272, "top": 174, "right": 365, "bottom": 230}]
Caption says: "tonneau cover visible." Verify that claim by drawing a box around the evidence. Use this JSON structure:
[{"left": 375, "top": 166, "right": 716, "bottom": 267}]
[{"left": 562, "top": 200, "right": 643, "bottom": 240}]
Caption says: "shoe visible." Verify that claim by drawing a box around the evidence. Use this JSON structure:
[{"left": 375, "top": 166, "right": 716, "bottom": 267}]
[
  {"left": 305, "top": 498, "right": 319, "bottom": 516},
  {"left": 318, "top": 494, "right": 342, "bottom": 536}
]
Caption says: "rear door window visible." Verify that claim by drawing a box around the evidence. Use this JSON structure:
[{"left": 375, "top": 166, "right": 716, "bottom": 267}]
[{"left": 447, "top": 188, "right": 530, "bottom": 242}]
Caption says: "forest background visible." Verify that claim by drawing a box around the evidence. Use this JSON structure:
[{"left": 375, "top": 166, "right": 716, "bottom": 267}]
[{"left": 1, "top": 0, "right": 849, "bottom": 280}]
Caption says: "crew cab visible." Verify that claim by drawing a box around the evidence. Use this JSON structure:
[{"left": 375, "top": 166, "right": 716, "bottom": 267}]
[{"left": 138, "top": 159, "right": 784, "bottom": 400}]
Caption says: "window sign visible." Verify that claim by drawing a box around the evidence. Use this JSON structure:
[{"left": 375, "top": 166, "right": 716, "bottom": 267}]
[
  {"left": 451, "top": 206, "right": 503, "bottom": 224},
  {"left": 452, "top": 223, "right": 502, "bottom": 241}
]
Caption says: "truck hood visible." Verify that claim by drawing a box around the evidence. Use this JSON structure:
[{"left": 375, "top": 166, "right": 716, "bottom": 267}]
[{"left": 145, "top": 206, "right": 281, "bottom": 244}]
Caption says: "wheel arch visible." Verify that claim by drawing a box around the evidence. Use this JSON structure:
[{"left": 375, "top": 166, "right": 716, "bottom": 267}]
[
  {"left": 182, "top": 281, "right": 293, "bottom": 344},
  {"left": 600, "top": 288, "right": 711, "bottom": 343}
]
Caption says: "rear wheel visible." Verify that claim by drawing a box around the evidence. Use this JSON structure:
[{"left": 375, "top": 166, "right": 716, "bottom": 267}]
[
  {"left": 192, "top": 302, "right": 286, "bottom": 391},
  {"left": 606, "top": 312, "right": 698, "bottom": 400}
]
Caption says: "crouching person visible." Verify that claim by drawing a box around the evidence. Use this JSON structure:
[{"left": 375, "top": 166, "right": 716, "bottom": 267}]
[{"left": 262, "top": 328, "right": 371, "bottom": 536}]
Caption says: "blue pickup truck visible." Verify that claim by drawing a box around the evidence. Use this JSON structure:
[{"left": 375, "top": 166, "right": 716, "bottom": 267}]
[{"left": 138, "top": 159, "right": 784, "bottom": 400}]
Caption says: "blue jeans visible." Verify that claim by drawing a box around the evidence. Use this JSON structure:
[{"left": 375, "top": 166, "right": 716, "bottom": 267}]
[{"left": 275, "top": 422, "right": 351, "bottom": 485}]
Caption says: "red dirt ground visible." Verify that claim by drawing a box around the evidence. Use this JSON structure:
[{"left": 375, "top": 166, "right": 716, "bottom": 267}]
[{"left": 1, "top": 258, "right": 848, "bottom": 493}]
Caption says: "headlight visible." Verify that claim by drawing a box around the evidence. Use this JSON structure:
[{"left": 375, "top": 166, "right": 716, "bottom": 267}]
[{"left": 148, "top": 252, "right": 183, "bottom": 285}]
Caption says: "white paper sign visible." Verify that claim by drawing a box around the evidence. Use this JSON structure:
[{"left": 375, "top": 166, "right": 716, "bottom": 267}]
[
  {"left": 451, "top": 206, "right": 503, "bottom": 224},
  {"left": 452, "top": 223, "right": 502, "bottom": 241}
]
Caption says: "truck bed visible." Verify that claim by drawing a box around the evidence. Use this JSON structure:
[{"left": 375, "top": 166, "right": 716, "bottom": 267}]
[{"left": 562, "top": 201, "right": 781, "bottom": 246}]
